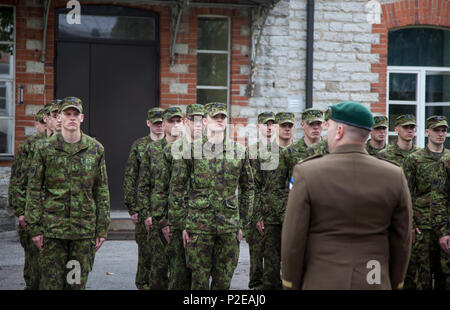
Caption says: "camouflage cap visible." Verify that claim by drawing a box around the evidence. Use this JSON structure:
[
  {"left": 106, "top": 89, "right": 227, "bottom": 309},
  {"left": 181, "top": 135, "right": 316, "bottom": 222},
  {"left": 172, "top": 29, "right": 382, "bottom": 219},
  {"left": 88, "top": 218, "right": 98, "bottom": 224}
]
[
  {"left": 395, "top": 114, "right": 416, "bottom": 127},
  {"left": 301, "top": 108, "right": 324, "bottom": 124},
  {"left": 328, "top": 101, "right": 373, "bottom": 131},
  {"left": 186, "top": 103, "right": 205, "bottom": 117},
  {"left": 426, "top": 115, "right": 448, "bottom": 129},
  {"left": 147, "top": 107, "right": 165, "bottom": 123},
  {"left": 205, "top": 102, "right": 227, "bottom": 117},
  {"left": 34, "top": 108, "right": 46, "bottom": 123},
  {"left": 163, "top": 106, "right": 183, "bottom": 120},
  {"left": 43, "top": 101, "right": 55, "bottom": 115},
  {"left": 275, "top": 112, "right": 295, "bottom": 125},
  {"left": 61, "top": 97, "right": 83, "bottom": 113},
  {"left": 50, "top": 99, "right": 63, "bottom": 113},
  {"left": 258, "top": 112, "right": 275, "bottom": 124},
  {"left": 372, "top": 115, "right": 388, "bottom": 129}
]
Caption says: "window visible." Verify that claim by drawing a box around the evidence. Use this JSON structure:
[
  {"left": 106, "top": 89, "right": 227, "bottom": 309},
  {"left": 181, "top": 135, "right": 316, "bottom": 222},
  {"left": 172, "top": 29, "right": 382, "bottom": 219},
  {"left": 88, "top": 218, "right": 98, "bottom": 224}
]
[
  {"left": 387, "top": 27, "right": 450, "bottom": 148},
  {"left": 0, "top": 5, "right": 14, "bottom": 156},
  {"left": 196, "top": 17, "right": 230, "bottom": 106}
]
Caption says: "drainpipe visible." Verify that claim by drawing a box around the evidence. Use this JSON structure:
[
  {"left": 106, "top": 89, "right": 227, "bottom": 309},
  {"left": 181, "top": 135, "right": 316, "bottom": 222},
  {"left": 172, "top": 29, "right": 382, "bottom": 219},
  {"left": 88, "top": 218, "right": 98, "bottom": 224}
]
[{"left": 305, "top": 0, "right": 315, "bottom": 109}]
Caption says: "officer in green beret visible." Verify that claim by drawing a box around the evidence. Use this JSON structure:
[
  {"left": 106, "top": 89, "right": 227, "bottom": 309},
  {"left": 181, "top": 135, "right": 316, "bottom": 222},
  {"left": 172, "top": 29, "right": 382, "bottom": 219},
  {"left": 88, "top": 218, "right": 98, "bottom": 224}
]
[
  {"left": 25, "top": 96, "right": 111, "bottom": 289},
  {"left": 403, "top": 115, "right": 450, "bottom": 290},
  {"left": 123, "top": 107, "right": 165, "bottom": 290},
  {"left": 138, "top": 106, "right": 184, "bottom": 289},
  {"left": 282, "top": 101, "right": 412, "bottom": 290},
  {"left": 366, "top": 115, "right": 388, "bottom": 156},
  {"left": 377, "top": 114, "right": 421, "bottom": 167}
]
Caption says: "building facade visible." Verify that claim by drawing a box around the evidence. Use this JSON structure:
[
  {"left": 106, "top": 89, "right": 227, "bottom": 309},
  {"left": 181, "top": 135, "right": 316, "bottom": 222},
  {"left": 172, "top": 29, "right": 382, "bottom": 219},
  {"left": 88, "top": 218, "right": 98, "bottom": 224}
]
[{"left": 0, "top": 0, "right": 449, "bottom": 229}]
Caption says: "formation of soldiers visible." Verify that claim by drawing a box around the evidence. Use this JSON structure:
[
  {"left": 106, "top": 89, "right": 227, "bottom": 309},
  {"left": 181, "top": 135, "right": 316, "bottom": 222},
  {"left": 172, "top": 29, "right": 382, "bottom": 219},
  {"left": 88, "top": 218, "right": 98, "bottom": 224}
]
[{"left": 7, "top": 96, "right": 450, "bottom": 290}]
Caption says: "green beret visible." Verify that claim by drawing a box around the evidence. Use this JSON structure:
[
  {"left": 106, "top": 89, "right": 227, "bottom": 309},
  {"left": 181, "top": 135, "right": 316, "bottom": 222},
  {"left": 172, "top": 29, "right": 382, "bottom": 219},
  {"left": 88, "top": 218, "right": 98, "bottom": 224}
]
[
  {"left": 186, "top": 104, "right": 205, "bottom": 117},
  {"left": 61, "top": 97, "right": 83, "bottom": 113},
  {"left": 275, "top": 112, "right": 295, "bottom": 125},
  {"left": 205, "top": 102, "right": 227, "bottom": 117},
  {"left": 163, "top": 106, "right": 183, "bottom": 120},
  {"left": 395, "top": 114, "right": 416, "bottom": 127},
  {"left": 328, "top": 101, "right": 373, "bottom": 131},
  {"left": 147, "top": 107, "right": 165, "bottom": 123},
  {"left": 258, "top": 112, "right": 275, "bottom": 124},
  {"left": 373, "top": 115, "right": 388, "bottom": 129},
  {"left": 302, "top": 108, "right": 324, "bottom": 124},
  {"left": 426, "top": 115, "right": 448, "bottom": 129}
]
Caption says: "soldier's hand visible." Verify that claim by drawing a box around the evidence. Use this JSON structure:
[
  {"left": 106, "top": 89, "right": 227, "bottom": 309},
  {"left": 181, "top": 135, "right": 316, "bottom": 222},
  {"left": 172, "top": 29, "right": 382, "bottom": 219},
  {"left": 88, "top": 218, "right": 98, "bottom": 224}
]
[
  {"left": 145, "top": 217, "right": 152, "bottom": 234},
  {"left": 95, "top": 237, "right": 106, "bottom": 251},
  {"left": 131, "top": 213, "right": 138, "bottom": 226},
  {"left": 182, "top": 229, "right": 191, "bottom": 248},
  {"left": 257, "top": 220, "right": 264, "bottom": 237},
  {"left": 162, "top": 226, "right": 171, "bottom": 244},
  {"left": 238, "top": 229, "right": 242, "bottom": 242},
  {"left": 438, "top": 236, "right": 450, "bottom": 255},
  {"left": 32, "top": 235, "right": 43, "bottom": 250},
  {"left": 18, "top": 215, "right": 27, "bottom": 229}
]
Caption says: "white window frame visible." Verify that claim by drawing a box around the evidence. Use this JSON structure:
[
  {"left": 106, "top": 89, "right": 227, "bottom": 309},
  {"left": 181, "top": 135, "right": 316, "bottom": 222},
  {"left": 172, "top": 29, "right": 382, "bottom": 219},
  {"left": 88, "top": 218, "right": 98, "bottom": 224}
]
[
  {"left": 387, "top": 66, "right": 450, "bottom": 149},
  {"left": 0, "top": 4, "right": 15, "bottom": 156},
  {"left": 196, "top": 15, "right": 231, "bottom": 115}
]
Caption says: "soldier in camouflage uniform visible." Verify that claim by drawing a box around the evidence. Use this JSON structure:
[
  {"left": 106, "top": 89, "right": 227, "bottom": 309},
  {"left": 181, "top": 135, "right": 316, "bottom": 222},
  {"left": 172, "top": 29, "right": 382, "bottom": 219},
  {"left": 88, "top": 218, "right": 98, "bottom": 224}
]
[
  {"left": 247, "top": 111, "right": 277, "bottom": 290},
  {"left": 252, "top": 112, "right": 295, "bottom": 290},
  {"left": 151, "top": 104, "right": 206, "bottom": 290},
  {"left": 25, "top": 97, "right": 111, "bottom": 290},
  {"left": 404, "top": 115, "right": 450, "bottom": 290},
  {"left": 138, "top": 107, "right": 184, "bottom": 290},
  {"left": 377, "top": 114, "right": 420, "bottom": 166},
  {"left": 172, "top": 102, "right": 254, "bottom": 290},
  {"left": 123, "top": 107, "right": 165, "bottom": 290},
  {"left": 304, "top": 109, "right": 331, "bottom": 158},
  {"left": 8, "top": 107, "right": 50, "bottom": 290},
  {"left": 366, "top": 115, "right": 388, "bottom": 156}
]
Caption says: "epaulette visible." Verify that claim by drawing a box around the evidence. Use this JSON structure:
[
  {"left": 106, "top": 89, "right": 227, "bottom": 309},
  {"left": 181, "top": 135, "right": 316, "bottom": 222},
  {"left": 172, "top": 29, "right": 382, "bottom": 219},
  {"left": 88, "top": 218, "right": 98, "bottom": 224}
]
[
  {"left": 297, "top": 153, "right": 323, "bottom": 165},
  {"left": 377, "top": 157, "right": 400, "bottom": 167}
]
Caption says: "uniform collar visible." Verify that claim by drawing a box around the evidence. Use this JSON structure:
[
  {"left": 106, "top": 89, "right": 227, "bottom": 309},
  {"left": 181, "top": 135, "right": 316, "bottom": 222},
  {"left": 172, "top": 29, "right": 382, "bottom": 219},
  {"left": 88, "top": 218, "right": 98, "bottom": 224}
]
[
  {"left": 55, "top": 131, "right": 89, "bottom": 154},
  {"left": 330, "top": 144, "right": 368, "bottom": 155}
]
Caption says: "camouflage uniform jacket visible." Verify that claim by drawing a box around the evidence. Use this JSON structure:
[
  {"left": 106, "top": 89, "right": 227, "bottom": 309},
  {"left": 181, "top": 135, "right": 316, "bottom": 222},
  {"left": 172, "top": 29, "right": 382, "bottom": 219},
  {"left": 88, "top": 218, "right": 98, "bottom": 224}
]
[
  {"left": 163, "top": 136, "right": 254, "bottom": 234},
  {"left": 149, "top": 137, "right": 192, "bottom": 230},
  {"left": 281, "top": 137, "right": 311, "bottom": 180},
  {"left": 403, "top": 147, "right": 450, "bottom": 230},
  {"left": 123, "top": 135, "right": 153, "bottom": 216},
  {"left": 249, "top": 140, "right": 280, "bottom": 225},
  {"left": 136, "top": 138, "right": 169, "bottom": 228},
  {"left": 306, "top": 138, "right": 329, "bottom": 157},
  {"left": 430, "top": 152, "right": 450, "bottom": 237},
  {"left": 365, "top": 139, "right": 386, "bottom": 156},
  {"left": 376, "top": 143, "right": 420, "bottom": 167},
  {"left": 8, "top": 132, "right": 47, "bottom": 217},
  {"left": 25, "top": 133, "right": 111, "bottom": 239}
]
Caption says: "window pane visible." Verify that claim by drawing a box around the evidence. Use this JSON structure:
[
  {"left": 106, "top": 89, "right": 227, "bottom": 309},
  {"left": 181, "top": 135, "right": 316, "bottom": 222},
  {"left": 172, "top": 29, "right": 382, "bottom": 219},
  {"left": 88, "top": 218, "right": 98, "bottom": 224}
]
[
  {"left": 0, "top": 119, "right": 13, "bottom": 154},
  {"left": 198, "top": 18, "right": 228, "bottom": 51},
  {"left": 388, "top": 104, "right": 416, "bottom": 131},
  {"left": 426, "top": 74, "right": 450, "bottom": 103},
  {"left": 0, "top": 47, "right": 13, "bottom": 76},
  {"left": 0, "top": 81, "right": 12, "bottom": 117},
  {"left": 388, "top": 28, "right": 450, "bottom": 67},
  {"left": 197, "top": 53, "right": 228, "bottom": 86},
  {"left": 0, "top": 7, "right": 14, "bottom": 43},
  {"left": 197, "top": 89, "right": 227, "bottom": 105},
  {"left": 389, "top": 73, "right": 417, "bottom": 101},
  {"left": 58, "top": 14, "right": 156, "bottom": 41}
]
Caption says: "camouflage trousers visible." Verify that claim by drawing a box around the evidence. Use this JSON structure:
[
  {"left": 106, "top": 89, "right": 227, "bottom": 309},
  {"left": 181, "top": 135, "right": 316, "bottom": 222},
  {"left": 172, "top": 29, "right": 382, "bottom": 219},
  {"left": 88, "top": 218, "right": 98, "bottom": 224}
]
[
  {"left": 147, "top": 227, "right": 169, "bottom": 290},
  {"left": 185, "top": 232, "right": 240, "bottom": 290},
  {"left": 261, "top": 224, "right": 282, "bottom": 290},
  {"left": 39, "top": 238, "right": 96, "bottom": 290},
  {"left": 18, "top": 226, "right": 40, "bottom": 290},
  {"left": 406, "top": 229, "right": 448, "bottom": 290},
  {"left": 166, "top": 228, "right": 191, "bottom": 290},
  {"left": 246, "top": 222, "right": 263, "bottom": 290},
  {"left": 134, "top": 220, "right": 151, "bottom": 290}
]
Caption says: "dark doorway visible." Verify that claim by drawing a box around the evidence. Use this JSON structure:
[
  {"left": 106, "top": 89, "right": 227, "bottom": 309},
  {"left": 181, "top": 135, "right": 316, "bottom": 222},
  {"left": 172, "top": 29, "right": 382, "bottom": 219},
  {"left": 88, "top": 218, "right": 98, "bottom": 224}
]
[{"left": 55, "top": 6, "right": 159, "bottom": 211}]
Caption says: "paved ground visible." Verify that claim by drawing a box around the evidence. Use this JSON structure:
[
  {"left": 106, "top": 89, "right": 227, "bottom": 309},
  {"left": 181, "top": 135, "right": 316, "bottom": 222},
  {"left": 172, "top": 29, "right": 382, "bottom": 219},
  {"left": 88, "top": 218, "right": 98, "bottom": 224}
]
[{"left": 0, "top": 231, "right": 251, "bottom": 290}]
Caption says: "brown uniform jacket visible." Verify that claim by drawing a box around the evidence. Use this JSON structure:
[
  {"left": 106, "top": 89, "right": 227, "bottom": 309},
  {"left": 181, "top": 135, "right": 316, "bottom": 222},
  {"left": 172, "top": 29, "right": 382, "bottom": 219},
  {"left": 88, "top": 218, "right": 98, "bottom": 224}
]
[{"left": 281, "top": 144, "right": 412, "bottom": 290}]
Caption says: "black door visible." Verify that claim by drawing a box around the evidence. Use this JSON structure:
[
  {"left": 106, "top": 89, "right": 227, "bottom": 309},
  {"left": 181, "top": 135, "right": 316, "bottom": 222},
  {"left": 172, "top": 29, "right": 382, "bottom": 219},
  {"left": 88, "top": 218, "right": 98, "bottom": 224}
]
[{"left": 55, "top": 6, "right": 159, "bottom": 210}]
